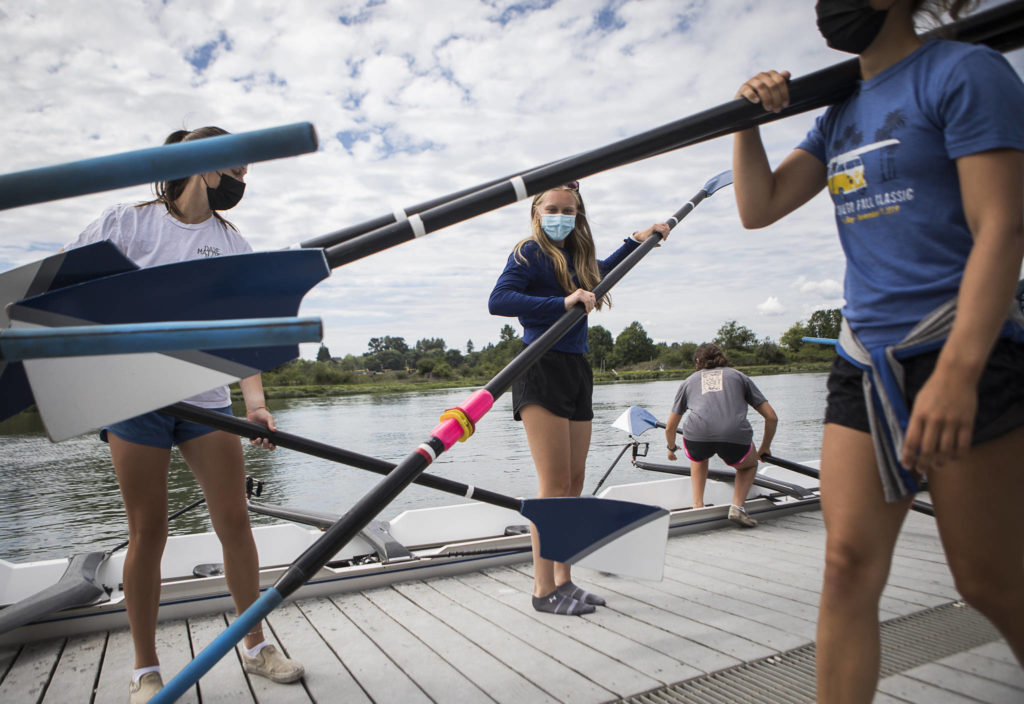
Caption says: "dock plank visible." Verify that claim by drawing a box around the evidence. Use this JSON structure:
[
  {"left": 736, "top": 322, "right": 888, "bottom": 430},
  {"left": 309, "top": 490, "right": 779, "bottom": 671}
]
[
  {"left": 187, "top": 613, "right": 253, "bottom": 703},
  {"left": 299, "top": 595, "right": 431, "bottom": 704},
  {"left": 0, "top": 637, "right": 62, "bottom": 703},
  {"left": 936, "top": 649, "right": 1024, "bottom": 691},
  {"left": 369, "top": 582, "right": 551, "bottom": 704},
  {"left": 92, "top": 627, "right": 136, "bottom": 704},
  {"left": 41, "top": 631, "right": 104, "bottom": 704},
  {"left": 225, "top": 610, "right": 310, "bottom": 704},
  {"left": 900, "top": 661, "right": 1024, "bottom": 703}
]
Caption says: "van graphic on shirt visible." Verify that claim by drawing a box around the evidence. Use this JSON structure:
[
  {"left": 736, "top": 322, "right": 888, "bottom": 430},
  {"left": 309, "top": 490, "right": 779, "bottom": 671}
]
[{"left": 827, "top": 139, "right": 900, "bottom": 197}]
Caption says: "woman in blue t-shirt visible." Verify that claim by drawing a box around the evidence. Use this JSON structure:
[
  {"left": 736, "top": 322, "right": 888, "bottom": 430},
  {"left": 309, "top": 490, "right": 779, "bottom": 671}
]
[
  {"left": 489, "top": 182, "right": 667, "bottom": 616},
  {"left": 732, "top": 0, "right": 1024, "bottom": 699}
]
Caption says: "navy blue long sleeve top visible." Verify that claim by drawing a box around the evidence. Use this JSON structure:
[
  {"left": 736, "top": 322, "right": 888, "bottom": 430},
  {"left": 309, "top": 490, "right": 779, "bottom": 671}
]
[{"left": 488, "top": 237, "right": 639, "bottom": 354}]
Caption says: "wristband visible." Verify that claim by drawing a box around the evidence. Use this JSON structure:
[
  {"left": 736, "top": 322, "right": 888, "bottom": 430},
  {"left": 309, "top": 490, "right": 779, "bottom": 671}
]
[{"left": 668, "top": 444, "right": 679, "bottom": 452}]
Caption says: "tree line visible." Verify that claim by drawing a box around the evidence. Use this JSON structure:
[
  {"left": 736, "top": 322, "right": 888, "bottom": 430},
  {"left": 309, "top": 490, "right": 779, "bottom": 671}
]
[{"left": 262, "top": 309, "right": 843, "bottom": 387}]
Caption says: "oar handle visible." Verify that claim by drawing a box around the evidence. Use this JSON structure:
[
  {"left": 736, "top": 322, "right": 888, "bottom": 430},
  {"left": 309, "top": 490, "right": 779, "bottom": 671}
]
[
  {"left": 761, "top": 454, "right": 934, "bottom": 516},
  {"left": 161, "top": 403, "right": 521, "bottom": 512},
  {"left": 0, "top": 123, "right": 318, "bottom": 211}
]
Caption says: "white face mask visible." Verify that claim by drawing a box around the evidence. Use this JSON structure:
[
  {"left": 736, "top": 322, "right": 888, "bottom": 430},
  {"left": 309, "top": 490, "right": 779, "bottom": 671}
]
[{"left": 540, "top": 213, "right": 575, "bottom": 241}]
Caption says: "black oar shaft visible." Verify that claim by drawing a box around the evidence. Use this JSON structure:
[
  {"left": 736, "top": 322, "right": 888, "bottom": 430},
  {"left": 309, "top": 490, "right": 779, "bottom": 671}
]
[
  {"left": 761, "top": 454, "right": 935, "bottom": 516},
  {"left": 162, "top": 402, "right": 520, "bottom": 511}
]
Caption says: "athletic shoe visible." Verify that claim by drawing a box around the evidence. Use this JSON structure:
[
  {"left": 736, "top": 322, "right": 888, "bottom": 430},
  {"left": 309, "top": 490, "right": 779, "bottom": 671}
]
[
  {"left": 129, "top": 672, "right": 163, "bottom": 703},
  {"left": 241, "top": 644, "right": 304, "bottom": 683},
  {"left": 728, "top": 505, "right": 758, "bottom": 528}
]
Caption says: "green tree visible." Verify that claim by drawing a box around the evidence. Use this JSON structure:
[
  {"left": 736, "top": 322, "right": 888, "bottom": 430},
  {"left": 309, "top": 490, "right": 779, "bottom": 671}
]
[
  {"left": 586, "top": 325, "right": 614, "bottom": 371},
  {"left": 499, "top": 324, "right": 519, "bottom": 342},
  {"left": 613, "top": 321, "right": 656, "bottom": 366},
  {"left": 806, "top": 308, "right": 842, "bottom": 340},
  {"left": 780, "top": 321, "right": 810, "bottom": 353},
  {"left": 316, "top": 343, "right": 332, "bottom": 362},
  {"left": 754, "top": 336, "right": 786, "bottom": 364},
  {"left": 414, "top": 337, "right": 446, "bottom": 356},
  {"left": 466, "top": 339, "right": 475, "bottom": 354},
  {"left": 713, "top": 320, "right": 758, "bottom": 351}
]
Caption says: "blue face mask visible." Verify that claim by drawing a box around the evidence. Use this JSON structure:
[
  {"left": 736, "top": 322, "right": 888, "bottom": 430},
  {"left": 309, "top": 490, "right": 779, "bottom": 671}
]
[{"left": 540, "top": 213, "right": 575, "bottom": 242}]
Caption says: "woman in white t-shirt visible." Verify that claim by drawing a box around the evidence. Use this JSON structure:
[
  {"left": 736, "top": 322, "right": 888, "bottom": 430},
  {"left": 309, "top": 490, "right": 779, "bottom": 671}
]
[{"left": 66, "top": 126, "right": 303, "bottom": 702}]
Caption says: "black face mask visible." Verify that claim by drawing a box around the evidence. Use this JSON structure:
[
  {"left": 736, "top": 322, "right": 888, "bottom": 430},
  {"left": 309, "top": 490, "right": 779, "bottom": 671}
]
[
  {"left": 206, "top": 174, "right": 246, "bottom": 210},
  {"left": 816, "top": 0, "right": 888, "bottom": 54}
]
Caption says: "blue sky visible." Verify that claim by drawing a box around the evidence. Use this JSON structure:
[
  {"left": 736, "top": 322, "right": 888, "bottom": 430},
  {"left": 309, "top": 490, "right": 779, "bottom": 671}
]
[{"left": 1, "top": 0, "right": 1022, "bottom": 359}]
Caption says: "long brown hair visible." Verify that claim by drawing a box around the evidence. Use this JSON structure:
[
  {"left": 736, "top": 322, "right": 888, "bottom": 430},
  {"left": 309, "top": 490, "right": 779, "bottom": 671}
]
[
  {"left": 694, "top": 343, "right": 730, "bottom": 370},
  {"left": 138, "top": 126, "right": 238, "bottom": 231},
  {"left": 912, "top": 0, "right": 976, "bottom": 27},
  {"left": 511, "top": 185, "right": 610, "bottom": 310}
]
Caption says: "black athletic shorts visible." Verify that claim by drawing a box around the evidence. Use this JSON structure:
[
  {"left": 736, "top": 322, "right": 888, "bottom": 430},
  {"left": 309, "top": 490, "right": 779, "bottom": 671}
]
[
  {"left": 512, "top": 348, "right": 593, "bottom": 421},
  {"left": 682, "top": 438, "right": 755, "bottom": 466},
  {"left": 824, "top": 338, "right": 1024, "bottom": 445}
]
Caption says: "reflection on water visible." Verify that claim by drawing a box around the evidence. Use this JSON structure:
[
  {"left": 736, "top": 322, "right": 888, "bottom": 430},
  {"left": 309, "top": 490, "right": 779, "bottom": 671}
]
[{"left": 0, "top": 373, "right": 828, "bottom": 562}]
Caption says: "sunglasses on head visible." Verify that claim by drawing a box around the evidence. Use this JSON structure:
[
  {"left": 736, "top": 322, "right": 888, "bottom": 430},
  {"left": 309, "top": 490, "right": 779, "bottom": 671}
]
[{"left": 564, "top": 181, "right": 579, "bottom": 191}]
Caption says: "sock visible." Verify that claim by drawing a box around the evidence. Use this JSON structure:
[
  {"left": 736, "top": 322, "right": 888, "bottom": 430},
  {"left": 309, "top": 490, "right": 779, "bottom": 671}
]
[
  {"left": 244, "top": 640, "right": 270, "bottom": 658},
  {"left": 532, "top": 588, "right": 596, "bottom": 616},
  {"left": 556, "top": 580, "right": 606, "bottom": 606},
  {"left": 132, "top": 666, "right": 160, "bottom": 684},
  {"left": 730, "top": 504, "right": 747, "bottom": 513}
]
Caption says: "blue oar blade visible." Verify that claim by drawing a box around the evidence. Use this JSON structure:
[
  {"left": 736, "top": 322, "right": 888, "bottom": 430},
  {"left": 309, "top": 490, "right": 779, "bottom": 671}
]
[
  {"left": 7, "top": 249, "right": 330, "bottom": 441},
  {"left": 0, "top": 242, "right": 138, "bottom": 421},
  {"left": 611, "top": 405, "right": 660, "bottom": 436},
  {"left": 520, "top": 496, "right": 668, "bottom": 580}
]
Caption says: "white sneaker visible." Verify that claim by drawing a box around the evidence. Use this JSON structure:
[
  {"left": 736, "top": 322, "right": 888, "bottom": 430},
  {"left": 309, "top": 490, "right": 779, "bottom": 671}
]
[
  {"left": 728, "top": 505, "right": 758, "bottom": 528},
  {"left": 241, "top": 644, "right": 304, "bottom": 683},
  {"left": 129, "top": 672, "right": 163, "bottom": 703}
]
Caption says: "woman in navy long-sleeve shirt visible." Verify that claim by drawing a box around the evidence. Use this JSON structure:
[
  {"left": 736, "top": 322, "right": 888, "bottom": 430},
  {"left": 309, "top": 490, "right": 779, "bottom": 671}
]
[{"left": 488, "top": 182, "right": 668, "bottom": 616}]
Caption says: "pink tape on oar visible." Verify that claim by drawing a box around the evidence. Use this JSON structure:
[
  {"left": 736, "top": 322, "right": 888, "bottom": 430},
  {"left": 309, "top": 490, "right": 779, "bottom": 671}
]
[{"left": 431, "top": 389, "right": 495, "bottom": 451}]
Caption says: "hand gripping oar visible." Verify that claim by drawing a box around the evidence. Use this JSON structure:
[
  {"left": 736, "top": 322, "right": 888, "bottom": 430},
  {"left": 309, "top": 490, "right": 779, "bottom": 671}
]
[
  {"left": 150, "top": 174, "right": 731, "bottom": 703},
  {"left": 0, "top": 122, "right": 318, "bottom": 211},
  {"left": 316, "top": 2, "right": 1024, "bottom": 266},
  {"left": 0, "top": 317, "right": 322, "bottom": 361},
  {"left": 761, "top": 454, "right": 935, "bottom": 516},
  {"left": 6, "top": 249, "right": 330, "bottom": 441}
]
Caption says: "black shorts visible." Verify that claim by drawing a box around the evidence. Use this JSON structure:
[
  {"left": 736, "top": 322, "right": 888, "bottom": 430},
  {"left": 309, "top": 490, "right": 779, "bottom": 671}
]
[
  {"left": 512, "top": 349, "right": 593, "bottom": 421},
  {"left": 682, "top": 438, "right": 755, "bottom": 466},
  {"left": 824, "top": 338, "right": 1024, "bottom": 445}
]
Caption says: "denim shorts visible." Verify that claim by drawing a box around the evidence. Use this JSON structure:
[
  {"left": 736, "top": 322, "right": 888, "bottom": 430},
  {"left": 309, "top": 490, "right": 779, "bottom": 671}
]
[
  {"left": 512, "top": 348, "right": 594, "bottom": 421},
  {"left": 824, "top": 338, "right": 1024, "bottom": 446},
  {"left": 100, "top": 406, "right": 233, "bottom": 449}
]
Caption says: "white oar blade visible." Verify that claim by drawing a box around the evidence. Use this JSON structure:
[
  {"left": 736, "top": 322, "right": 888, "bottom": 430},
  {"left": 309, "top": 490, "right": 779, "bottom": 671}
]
[
  {"left": 521, "top": 496, "right": 668, "bottom": 580},
  {"left": 23, "top": 347, "right": 255, "bottom": 442},
  {"left": 575, "top": 510, "right": 668, "bottom": 581}
]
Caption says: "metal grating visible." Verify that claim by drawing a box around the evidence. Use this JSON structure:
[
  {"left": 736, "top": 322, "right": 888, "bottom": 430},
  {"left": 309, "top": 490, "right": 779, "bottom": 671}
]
[{"left": 611, "top": 601, "right": 1001, "bottom": 704}]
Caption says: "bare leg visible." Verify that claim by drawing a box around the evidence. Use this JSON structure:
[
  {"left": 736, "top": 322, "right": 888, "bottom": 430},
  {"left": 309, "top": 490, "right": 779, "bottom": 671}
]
[
  {"left": 690, "top": 459, "right": 708, "bottom": 508},
  {"left": 928, "top": 426, "right": 1024, "bottom": 665},
  {"left": 520, "top": 405, "right": 574, "bottom": 597},
  {"left": 109, "top": 436, "right": 172, "bottom": 669},
  {"left": 731, "top": 448, "right": 758, "bottom": 509},
  {"left": 816, "top": 423, "right": 911, "bottom": 704},
  {"left": 178, "top": 431, "right": 263, "bottom": 649}
]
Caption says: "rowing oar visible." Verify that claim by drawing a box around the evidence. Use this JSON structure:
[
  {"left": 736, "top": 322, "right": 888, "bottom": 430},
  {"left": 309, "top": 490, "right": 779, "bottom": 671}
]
[
  {"left": 150, "top": 172, "right": 730, "bottom": 703},
  {"left": 309, "top": 1, "right": 1024, "bottom": 264},
  {"left": 5, "top": 249, "right": 330, "bottom": 441},
  {"left": 0, "top": 317, "right": 321, "bottom": 361},
  {"left": 760, "top": 455, "right": 935, "bottom": 516},
  {"left": 802, "top": 336, "right": 837, "bottom": 346},
  {"left": 0, "top": 122, "right": 318, "bottom": 211}
]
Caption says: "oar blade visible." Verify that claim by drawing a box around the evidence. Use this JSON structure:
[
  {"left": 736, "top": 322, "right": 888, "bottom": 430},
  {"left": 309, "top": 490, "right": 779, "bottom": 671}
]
[
  {"left": 702, "top": 169, "right": 734, "bottom": 195},
  {"left": 521, "top": 496, "right": 668, "bottom": 580},
  {"left": 0, "top": 242, "right": 138, "bottom": 421},
  {"left": 7, "top": 249, "right": 330, "bottom": 440},
  {"left": 611, "top": 405, "right": 660, "bottom": 437}
]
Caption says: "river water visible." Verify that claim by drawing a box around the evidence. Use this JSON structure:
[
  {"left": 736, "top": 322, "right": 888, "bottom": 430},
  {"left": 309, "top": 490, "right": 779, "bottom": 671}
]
[{"left": 0, "top": 373, "right": 828, "bottom": 562}]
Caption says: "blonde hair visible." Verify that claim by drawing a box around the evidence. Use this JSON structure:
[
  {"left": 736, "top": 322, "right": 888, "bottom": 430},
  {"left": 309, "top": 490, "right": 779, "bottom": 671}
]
[{"left": 511, "top": 185, "right": 611, "bottom": 310}]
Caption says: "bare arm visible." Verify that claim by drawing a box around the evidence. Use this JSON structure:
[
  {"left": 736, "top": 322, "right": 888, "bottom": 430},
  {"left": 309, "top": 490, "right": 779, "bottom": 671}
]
[
  {"left": 753, "top": 401, "right": 778, "bottom": 458},
  {"left": 732, "top": 70, "right": 828, "bottom": 228},
  {"left": 665, "top": 411, "right": 683, "bottom": 461},
  {"left": 902, "top": 149, "right": 1024, "bottom": 471},
  {"left": 239, "top": 373, "right": 276, "bottom": 450}
]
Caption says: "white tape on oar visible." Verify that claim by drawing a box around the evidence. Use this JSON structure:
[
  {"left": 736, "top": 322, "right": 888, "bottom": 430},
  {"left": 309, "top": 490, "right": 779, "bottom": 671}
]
[
  {"left": 464, "top": 485, "right": 475, "bottom": 499},
  {"left": 408, "top": 214, "right": 427, "bottom": 238},
  {"left": 393, "top": 206, "right": 408, "bottom": 223},
  {"left": 417, "top": 442, "right": 437, "bottom": 462},
  {"left": 509, "top": 176, "right": 527, "bottom": 202}
]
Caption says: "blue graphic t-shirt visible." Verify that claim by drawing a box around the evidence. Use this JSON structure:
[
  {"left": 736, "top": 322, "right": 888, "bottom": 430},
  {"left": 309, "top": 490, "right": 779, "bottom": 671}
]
[{"left": 798, "top": 39, "right": 1024, "bottom": 349}]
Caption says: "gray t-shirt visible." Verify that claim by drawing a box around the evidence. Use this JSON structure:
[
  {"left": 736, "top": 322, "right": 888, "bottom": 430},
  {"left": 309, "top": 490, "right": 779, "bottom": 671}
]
[{"left": 671, "top": 367, "right": 768, "bottom": 444}]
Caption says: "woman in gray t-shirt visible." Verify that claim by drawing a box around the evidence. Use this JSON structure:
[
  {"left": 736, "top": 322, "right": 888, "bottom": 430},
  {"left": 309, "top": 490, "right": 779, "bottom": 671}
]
[{"left": 665, "top": 343, "right": 778, "bottom": 527}]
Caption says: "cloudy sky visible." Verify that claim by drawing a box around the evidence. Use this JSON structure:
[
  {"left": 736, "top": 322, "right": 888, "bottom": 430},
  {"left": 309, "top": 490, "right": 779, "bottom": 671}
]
[{"left": 2, "top": 0, "right": 1022, "bottom": 359}]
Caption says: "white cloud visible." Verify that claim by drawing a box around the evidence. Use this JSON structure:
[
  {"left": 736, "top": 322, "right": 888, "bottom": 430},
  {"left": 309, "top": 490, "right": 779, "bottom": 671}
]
[
  {"left": 757, "top": 296, "right": 786, "bottom": 316},
  {"left": 794, "top": 276, "right": 844, "bottom": 299}
]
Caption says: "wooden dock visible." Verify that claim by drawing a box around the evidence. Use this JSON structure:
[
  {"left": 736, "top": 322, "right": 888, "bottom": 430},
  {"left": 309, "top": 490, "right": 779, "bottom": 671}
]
[{"left": 1, "top": 510, "right": 1020, "bottom": 703}]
